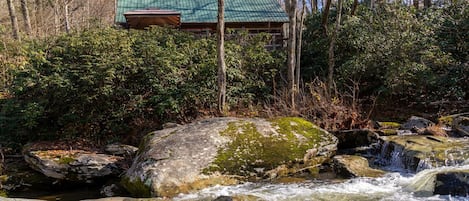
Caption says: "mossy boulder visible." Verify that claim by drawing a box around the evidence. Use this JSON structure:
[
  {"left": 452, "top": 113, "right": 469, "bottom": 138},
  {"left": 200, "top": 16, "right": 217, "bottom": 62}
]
[
  {"left": 123, "top": 117, "right": 338, "bottom": 198},
  {"left": 379, "top": 135, "right": 469, "bottom": 171}
]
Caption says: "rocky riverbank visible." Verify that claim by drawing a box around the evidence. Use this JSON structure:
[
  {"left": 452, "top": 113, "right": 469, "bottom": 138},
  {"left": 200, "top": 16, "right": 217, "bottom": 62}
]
[{"left": 1, "top": 114, "right": 469, "bottom": 200}]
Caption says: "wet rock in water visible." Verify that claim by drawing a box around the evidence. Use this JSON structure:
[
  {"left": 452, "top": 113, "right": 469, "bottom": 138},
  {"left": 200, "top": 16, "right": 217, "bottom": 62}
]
[
  {"left": 376, "top": 129, "right": 398, "bottom": 136},
  {"left": 434, "top": 171, "right": 469, "bottom": 196},
  {"left": 122, "top": 117, "right": 338, "bottom": 198},
  {"left": 332, "top": 155, "right": 385, "bottom": 178},
  {"left": 400, "top": 116, "right": 435, "bottom": 132},
  {"left": 333, "top": 129, "right": 379, "bottom": 149},
  {"left": 82, "top": 197, "right": 165, "bottom": 201},
  {"left": 23, "top": 146, "right": 124, "bottom": 182},
  {"left": 379, "top": 135, "right": 469, "bottom": 171},
  {"left": 213, "top": 196, "right": 233, "bottom": 201},
  {"left": 104, "top": 143, "right": 138, "bottom": 156},
  {"left": 405, "top": 166, "right": 469, "bottom": 197},
  {"left": 439, "top": 113, "right": 469, "bottom": 137}
]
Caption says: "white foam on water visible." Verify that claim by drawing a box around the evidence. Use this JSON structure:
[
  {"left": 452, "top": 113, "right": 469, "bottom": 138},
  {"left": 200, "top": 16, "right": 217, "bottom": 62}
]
[{"left": 175, "top": 170, "right": 469, "bottom": 201}]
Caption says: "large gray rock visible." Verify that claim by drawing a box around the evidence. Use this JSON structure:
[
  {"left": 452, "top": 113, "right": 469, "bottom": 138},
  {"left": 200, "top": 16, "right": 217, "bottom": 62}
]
[
  {"left": 123, "top": 117, "right": 338, "bottom": 198},
  {"left": 24, "top": 149, "right": 123, "bottom": 182}
]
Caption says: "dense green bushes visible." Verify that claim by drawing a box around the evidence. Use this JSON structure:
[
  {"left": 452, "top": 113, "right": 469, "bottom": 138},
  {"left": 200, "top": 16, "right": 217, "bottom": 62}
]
[
  {"left": 302, "top": 2, "right": 468, "bottom": 103},
  {"left": 0, "top": 27, "right": 282, "bottom": 145}
]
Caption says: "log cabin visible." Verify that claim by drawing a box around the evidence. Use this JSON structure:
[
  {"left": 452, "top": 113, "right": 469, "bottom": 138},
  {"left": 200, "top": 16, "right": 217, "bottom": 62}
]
[{"left": 115, "top": 0, "right": 289, "bottom": 48}]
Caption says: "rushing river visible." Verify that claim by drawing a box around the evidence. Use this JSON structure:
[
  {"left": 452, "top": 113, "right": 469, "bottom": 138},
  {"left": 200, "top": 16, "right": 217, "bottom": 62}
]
[{"left": 175, "top": 167, "right": 469, "bottom": 201}]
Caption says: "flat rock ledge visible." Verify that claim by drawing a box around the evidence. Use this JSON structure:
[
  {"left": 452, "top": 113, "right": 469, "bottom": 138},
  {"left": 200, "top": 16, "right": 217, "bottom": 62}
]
[{"left": 24, "top": 148, "right": 124, "bottom": 182}]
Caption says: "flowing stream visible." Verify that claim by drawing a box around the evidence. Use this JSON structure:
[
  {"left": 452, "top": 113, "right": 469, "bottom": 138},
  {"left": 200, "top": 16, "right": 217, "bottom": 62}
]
[
  {"left": 174, "top": 144, "right": 469, "bottom": 201},
  {"left": 174, "top": 169, "right": 468, "bottom": 201},
  {"left": 7, "top": 138, "right": 469, "bottom": 201}
]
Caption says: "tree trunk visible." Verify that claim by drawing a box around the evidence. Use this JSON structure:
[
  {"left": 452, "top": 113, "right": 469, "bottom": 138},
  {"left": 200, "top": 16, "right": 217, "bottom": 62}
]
[
  {"left": 287, "top": 0, "right": 297, "bottom": 112},
  {"left": 311, "top": 0, "right": 318, "bottom": 14},
  {"left": 34, "top": 0, "right": 43, "bottom": 37},
  {"left": 322, "top": 0, "right": 332, "bottom": 36},
  {"left": 20, "top": 0, "right": 32, "bottom": 36},
  {"left": 64, "top": 0, "right": 71, "bottom": 33},
  {"left": 7, "top": 0, "right": 20, "bottom": 40},
  {"left": 413, "top": 0, "right": 419, "bottom": 9},
  {"left": 351, "top": 0, "right": 358, "bottom": 15},
  {"left": 54, "top": 0, "right": 60, "bottom": 34},
  {"left": 327, "top": 0, "right": 342, "bottom": 93},
  {"left": 295, "top": 0, "right": 306, "bottom": 89},
  {"left": 423, "top": 0, "right": 431, "bottom": 8},
  {"left": 217, "top": 0, "right": 227, "bottom": 115},
  {"left": 370, "top": 0, "right": 375, "bottom": 10}
]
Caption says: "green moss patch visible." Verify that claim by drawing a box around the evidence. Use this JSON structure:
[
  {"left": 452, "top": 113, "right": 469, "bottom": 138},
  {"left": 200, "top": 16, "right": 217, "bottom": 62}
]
[
  {"left": 121, "top": 177, "right": 152, "bottom": 198},
  {"left": 205, "top": 117, "right": 328, "bottom": 176},
  {"left": 378, "top": 122, "right": 401, "bottom": 129}
]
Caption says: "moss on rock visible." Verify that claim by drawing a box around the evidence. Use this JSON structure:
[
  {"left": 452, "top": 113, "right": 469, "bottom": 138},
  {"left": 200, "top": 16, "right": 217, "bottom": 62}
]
[
  {"left": 121, "top": 177, "right": 152, "bottom": 198},
  {"left": 378, "top": 122, "right": 401, "bottom": 129},
  {"left": 205, "top": 117, "right": 335, "bottom": 176}
]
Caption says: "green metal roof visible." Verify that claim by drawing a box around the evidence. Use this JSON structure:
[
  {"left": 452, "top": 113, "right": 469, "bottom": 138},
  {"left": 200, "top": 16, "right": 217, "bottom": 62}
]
[{"left": 116, "top": 0, "right": 289, "bottom": 24}]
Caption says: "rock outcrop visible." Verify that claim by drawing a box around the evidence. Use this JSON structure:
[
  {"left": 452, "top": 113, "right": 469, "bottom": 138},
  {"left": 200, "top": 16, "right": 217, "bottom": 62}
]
[{"left": 123, "top": 117, "right": 338, "bottom": 197}]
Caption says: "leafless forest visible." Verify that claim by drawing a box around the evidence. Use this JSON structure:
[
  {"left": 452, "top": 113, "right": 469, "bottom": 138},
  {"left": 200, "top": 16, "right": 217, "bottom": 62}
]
[{"left": 1, "top": 0, "right": 115, "bottom": 40}]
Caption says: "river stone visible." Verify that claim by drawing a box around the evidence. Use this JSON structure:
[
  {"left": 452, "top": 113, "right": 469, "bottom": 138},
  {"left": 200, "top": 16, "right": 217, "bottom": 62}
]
[
  {"left": 122, "top": 117, "right": 338, "bottom": 198},
  {"left": 400, "top": 116, "right": 435, "bottom": 131},
  {"left": 23, "top": 148, "right": 124, "bottom": 182},
  {"left": 439, "top": 113, "right": 469, "bottom": 137},
  {"left": 332, "top": 155, "right": 385, "bottom": 178},
  {"left": 379, "top": 135, "right": 469, "bottom": 171},
  {"left": 405, "top": 166, "right": 469, "bottom": 197}
]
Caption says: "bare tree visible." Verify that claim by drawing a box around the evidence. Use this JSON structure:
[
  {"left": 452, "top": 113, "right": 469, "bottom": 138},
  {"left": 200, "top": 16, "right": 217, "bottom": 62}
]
[
  {"left": 20, "top": 0, "right": 32, "bottom": 36},
  {"left": 311, "top": 0, "right": 318, "bottom": 13},
  {"left": 413, "top": 0, "right": 419, "bottom": 9},
  {"left": 295, "top": 0, "right": 307, "bottom": 89},
  {"left": 64, "top": 0, "right": 72, "bottom": 33},
  {"left": 351, "top": 0, "right": 359, "bottom": 15},
  {"left": 321, "top": 0, "right": 332, "bottom": 35},
  {"left": 423, "top": 0, "right": 431, "bottom": 8},
  {"left": 217, "top": 0, "right": 227, "bottom": 114},
  {"left": 327, "top": 0, "right": 342, "bottom": 92},
  {"left": 286, "top": 0, "right": 298, "bottom": 112},
  {"left": 7, "top": 0, "right": 20, "bottom": 40}
]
